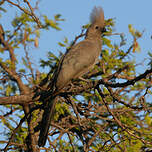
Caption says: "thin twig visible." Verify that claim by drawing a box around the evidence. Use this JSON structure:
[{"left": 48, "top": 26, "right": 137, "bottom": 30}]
[
  {"left": 6, "top": 0, "right": 42, "bottom": 28},
  {"left": 4, "top": 116, "right": 26, "bottom": 151}
]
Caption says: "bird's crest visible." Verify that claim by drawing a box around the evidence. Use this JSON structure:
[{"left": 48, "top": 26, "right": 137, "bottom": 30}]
[{"left": 90, "top": 6, "right": 104, "bottom": 27}]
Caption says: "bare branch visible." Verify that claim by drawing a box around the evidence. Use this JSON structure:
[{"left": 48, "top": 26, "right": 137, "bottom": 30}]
[
  {"left": 0, "top": 94, "right": 34, "bottom": 105},
  {"left": 99, "top": 67, "right": 152, "bottom": 88}
]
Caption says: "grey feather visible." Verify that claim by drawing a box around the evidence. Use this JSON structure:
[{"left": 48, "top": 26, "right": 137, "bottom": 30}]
[
  {"left": 38, "top": 6, "right": 105, "bottom": 147},
  {"left": 90, "top": 6, "right": 104, "bottom": 27}
]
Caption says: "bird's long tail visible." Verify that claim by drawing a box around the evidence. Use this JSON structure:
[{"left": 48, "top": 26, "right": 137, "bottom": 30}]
[{"left": 38, "top": 96, "right": 57, "bottom": 147}]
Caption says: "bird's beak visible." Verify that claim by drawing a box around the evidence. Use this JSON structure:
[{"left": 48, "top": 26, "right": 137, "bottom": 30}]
[{"left": 101, "top": 27, "right": 106, "bottom": 33}]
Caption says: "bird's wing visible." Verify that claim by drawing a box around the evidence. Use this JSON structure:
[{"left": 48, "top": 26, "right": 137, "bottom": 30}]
[{"left": 55, "top": 39, "right": 101, "bottom": 90}]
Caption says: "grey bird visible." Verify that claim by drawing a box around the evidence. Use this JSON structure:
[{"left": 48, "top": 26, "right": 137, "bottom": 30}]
[{"left": 38, "top": 6, "right": 105, "bottom": 147}]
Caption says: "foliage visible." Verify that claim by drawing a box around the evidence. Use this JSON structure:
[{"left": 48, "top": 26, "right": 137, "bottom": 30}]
[{"left": 0, "top": 1, "right": 152, "bottom": 152}]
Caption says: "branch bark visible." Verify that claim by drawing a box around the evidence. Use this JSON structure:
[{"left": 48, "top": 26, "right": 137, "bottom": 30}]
[
  {"left": 0, "top": 94, "right": 34, "bottom": 105},
  {"left": 0, "top": 67, "right": 151, "bottom": 105}
]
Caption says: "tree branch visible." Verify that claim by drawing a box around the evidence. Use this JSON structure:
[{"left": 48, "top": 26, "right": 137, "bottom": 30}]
[
  {"left": 0, "top": 67, "right": 151, "bottom": 105},
  {"left": 98, "top": 67, "right": 152, "bottom": 88},
  {"left": 0, "top": 94, "right": 34, "bottom": 105},
  {"left": 3, "top": 116, "right": 26, "bottom": 152},
  {"left": 6, "top": 0, "right": 42, "bottom": 28}
]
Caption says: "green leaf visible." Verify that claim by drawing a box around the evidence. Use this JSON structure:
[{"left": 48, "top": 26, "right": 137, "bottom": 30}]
[
  {"left": 63, "top": 37, "right": 68, "bottom": 44},
  {"left": 58, "top": 42, "right": 65, "bottom": 47},
  {"left": 35, "top": 30, "right": 40, "bottom": 37},
  {"left": 22, "top": 57, "right": 29, "bottom": 68},
  {"left": 128, "top": 24, "right": 135, "bottom": 36},
  {"left": 128, "top": 24, "right": 142, "bottom": 39},
  {"left": 6, "top": 85, "right": 12, "bottom": 96},
  {"left": 18, "top": 68, "right": 26, "bottom": 73},
  {"left": 49, "top": 20, "right": 61, "bottom": 30},
  {"left": 105, "top": 18, "right": 115, "bottom": 27},
  {"left": 102, "top": 37, "right": 113, "bottom": 48},
  {"left": 0, "top": 7, "right": 6, "bottom": 13},
  {"left": 54, "top": 14, "right": 64, "bottom": 21},
  {"left": 82, "top": 24, "right": 90, "bottom": 29},
  {"left": 145, "top": 115, "right": 152, "bottom": 125},
  {"left": 1, "top": 118, "right": 14, "bottom": 130}
]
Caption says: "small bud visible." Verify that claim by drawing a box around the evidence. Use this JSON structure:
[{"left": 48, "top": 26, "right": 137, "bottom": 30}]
[{"left": 34, "top": 37, "right": 39, "bottom": 48}]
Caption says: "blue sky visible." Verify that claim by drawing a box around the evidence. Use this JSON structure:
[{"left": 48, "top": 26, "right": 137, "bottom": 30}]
[
  {"left": 1, "top": 0, "right": 152, "bottom": 72},
  {"left": 0, "top": 0, "right": 152, "bottom": 149},
  {"left": 38, "top": 0, "right": 152, "bottom": 73}
]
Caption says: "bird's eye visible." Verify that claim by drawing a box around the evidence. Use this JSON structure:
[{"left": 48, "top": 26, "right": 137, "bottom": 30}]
[{"left": 95, "top": 26, "right": 99, "bottom": 29}]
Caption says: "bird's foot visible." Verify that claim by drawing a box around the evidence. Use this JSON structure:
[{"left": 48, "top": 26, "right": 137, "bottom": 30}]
[{"left": 78, "top": 76, "right": 90, "bottom": 83}]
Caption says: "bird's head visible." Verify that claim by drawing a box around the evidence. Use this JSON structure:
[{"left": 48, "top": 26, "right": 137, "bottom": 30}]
[{"left": 86, "top": 6, "right": 105, "bottom": 38}]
